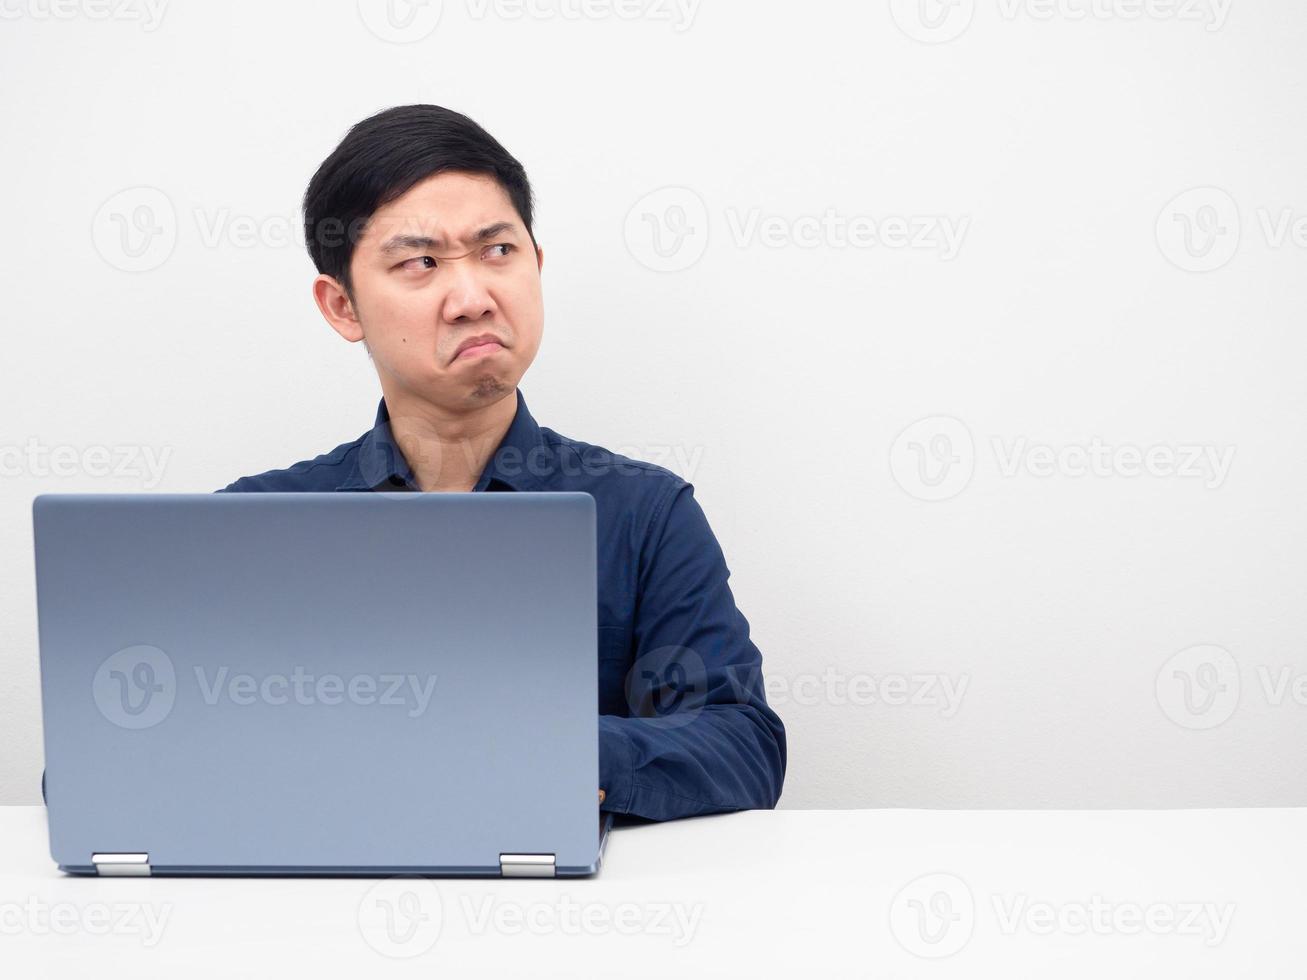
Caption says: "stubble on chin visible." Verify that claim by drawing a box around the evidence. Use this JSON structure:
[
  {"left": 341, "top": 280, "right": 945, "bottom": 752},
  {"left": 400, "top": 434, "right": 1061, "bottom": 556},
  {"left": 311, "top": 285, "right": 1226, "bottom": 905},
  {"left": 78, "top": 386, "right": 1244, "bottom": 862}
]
[{"left": 469, "top": 373, "right": 510, "bottom": 401}]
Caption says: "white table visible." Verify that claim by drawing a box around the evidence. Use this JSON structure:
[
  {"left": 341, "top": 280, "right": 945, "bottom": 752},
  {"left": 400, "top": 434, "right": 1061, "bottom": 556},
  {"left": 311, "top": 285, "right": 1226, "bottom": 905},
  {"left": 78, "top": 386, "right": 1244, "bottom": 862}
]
[{"left": 1, "top": 804, "right": 1302, "bottom": 977}]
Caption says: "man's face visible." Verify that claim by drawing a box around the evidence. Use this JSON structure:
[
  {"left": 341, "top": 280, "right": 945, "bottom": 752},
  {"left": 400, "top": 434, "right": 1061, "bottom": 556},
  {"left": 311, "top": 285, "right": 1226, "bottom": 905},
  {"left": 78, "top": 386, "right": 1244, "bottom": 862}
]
[{"left": 330, "top": 170, "right": 544, "bottom": 409}]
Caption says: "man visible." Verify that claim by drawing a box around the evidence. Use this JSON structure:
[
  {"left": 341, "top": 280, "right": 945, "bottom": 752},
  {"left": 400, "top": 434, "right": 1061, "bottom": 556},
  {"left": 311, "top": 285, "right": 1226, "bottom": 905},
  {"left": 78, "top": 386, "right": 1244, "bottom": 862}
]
[{"left": 217, "top": 104, "right": 785, "bottom": 822}]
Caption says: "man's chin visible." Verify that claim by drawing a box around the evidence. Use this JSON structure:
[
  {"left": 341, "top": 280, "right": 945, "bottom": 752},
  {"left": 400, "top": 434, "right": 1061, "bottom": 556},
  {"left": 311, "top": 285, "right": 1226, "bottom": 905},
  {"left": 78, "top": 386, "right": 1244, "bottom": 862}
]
[{"left": 468, "top": 374, "right": 513, "bottom": 401}]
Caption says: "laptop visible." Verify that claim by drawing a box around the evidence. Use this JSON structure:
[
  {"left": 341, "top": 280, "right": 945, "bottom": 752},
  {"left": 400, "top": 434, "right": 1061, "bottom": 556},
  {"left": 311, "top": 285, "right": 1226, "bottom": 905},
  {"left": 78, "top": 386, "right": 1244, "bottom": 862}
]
[{"left": 33, "top": 492, "right": 613, "bottom": 877}]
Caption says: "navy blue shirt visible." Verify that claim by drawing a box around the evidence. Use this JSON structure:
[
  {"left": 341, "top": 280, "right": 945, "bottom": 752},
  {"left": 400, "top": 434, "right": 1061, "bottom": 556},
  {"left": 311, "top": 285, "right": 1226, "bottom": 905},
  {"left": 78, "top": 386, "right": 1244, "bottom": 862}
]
[{"left": 215, "top": 388, "right": 786, "bottom": 822}]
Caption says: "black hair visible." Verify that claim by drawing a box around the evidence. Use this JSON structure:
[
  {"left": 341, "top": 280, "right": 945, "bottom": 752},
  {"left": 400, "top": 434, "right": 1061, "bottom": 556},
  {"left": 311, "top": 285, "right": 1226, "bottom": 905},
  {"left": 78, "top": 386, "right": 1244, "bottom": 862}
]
[{"left": 302, "top": 104, "right": 536, "bottom": 300}]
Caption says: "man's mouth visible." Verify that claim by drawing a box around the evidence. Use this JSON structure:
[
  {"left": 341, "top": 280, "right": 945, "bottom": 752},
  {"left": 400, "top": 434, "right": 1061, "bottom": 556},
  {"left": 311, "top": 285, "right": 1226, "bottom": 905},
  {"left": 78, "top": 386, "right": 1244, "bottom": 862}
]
[
  {"left": 453, "top": 333, "right": 507, "bottom": 361},
  {"left": 454, "top": 340, "right": 504, "bottom": 361}
]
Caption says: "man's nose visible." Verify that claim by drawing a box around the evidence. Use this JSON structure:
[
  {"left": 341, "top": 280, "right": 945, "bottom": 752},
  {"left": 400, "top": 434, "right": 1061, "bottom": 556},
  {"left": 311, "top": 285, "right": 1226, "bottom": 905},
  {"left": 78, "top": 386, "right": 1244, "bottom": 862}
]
[{"left": 441, "top": 261, "right": 496, "bottom": 322}]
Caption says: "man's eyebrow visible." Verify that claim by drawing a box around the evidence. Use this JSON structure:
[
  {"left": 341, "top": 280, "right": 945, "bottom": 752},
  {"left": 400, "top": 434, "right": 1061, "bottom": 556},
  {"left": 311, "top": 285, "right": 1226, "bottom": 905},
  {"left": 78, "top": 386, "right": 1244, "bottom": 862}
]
[{"left": 377, "top": 221, "right": 518, "bottom": 255}]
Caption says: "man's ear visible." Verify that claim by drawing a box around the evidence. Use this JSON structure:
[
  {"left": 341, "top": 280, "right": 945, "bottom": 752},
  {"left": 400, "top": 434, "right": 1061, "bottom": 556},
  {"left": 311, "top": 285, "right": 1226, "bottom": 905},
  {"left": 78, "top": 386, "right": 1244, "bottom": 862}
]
[
  {"left": 313, "top": 274, "right": 365, "bottom": 343},
  {"left": 535, "top": 243, "right": 544, "bottom": 273}
]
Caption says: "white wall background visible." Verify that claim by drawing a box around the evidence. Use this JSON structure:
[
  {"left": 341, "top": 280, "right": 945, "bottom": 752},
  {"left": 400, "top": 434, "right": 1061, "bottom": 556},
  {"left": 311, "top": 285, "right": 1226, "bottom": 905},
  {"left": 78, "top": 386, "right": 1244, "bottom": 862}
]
[{"left": 2, "top": 0, "right": 1304, "bottom": 808}]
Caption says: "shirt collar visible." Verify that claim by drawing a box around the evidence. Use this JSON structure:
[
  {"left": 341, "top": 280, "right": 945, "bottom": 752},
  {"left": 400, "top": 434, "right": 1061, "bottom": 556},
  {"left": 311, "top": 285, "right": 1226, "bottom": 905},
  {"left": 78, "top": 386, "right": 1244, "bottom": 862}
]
[{"left": 338, "top": 387, "right": 546, "bottom": 492}]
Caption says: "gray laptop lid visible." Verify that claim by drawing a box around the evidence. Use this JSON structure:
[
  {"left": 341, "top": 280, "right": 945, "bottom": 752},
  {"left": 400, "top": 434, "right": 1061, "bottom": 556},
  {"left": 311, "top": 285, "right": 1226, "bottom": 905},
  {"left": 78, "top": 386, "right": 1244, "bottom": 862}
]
[{"left": 34, "top": 492, "right": 603, "bottom": 876}]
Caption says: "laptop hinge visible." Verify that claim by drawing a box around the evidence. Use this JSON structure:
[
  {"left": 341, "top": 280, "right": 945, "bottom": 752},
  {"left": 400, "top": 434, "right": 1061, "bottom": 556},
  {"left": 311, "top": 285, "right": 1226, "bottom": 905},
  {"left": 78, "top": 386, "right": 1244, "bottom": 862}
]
[
  {"left": 500, "top": 853, "right": 556, "bottom": 878},
  {"left": 92, "top": 853, "right": 151, "bottom": 876}
]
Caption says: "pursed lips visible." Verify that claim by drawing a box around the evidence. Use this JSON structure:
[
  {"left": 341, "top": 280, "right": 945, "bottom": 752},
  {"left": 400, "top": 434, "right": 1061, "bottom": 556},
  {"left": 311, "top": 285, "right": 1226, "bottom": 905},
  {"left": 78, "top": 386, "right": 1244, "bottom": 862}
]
[{"left": 453, "top": 334, "right": 506, "bottom": 361}]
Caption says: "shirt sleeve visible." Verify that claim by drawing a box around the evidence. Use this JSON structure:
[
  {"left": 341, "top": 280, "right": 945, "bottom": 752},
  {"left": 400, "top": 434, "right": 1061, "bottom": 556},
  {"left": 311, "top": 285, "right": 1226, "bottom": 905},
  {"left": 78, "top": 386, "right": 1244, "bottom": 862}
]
[{"left": 599, "top": 481, "right": 787, "bottom": 821}]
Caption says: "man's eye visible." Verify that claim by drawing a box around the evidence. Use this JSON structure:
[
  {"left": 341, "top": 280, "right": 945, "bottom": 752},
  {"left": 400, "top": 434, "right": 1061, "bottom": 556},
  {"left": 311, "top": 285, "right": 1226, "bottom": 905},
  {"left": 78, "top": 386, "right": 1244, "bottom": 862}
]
[
  {"left": 485, "top": 243, "right": 515, "bottom": 258},
  {"left": 400, "top": 256, "right": 437, "bottom": 271}
]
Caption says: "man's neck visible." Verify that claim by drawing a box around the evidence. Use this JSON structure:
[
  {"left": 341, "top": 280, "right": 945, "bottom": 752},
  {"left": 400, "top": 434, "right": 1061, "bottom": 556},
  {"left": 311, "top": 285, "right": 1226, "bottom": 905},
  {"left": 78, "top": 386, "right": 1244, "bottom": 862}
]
[{"left": 379, "top": 386, "right": 518, "bottom": 492}]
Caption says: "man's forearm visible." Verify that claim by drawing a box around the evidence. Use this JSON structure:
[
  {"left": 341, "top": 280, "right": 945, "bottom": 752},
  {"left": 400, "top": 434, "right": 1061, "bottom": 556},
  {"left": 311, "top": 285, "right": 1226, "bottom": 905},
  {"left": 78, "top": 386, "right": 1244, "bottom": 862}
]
[{"left": 598, "top": 703, "right": 786, "bottom": 821}]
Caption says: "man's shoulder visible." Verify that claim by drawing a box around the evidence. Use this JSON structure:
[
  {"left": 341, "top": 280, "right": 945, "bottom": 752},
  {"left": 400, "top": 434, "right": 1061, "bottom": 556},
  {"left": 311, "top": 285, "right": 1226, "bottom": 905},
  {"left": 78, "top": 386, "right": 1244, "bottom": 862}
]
[
  {"left": 216, "top": 436, "right": 365, "bottom": 493},
  {"left": 539, "top": 426, "right": 690, "bottom": 502}
]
